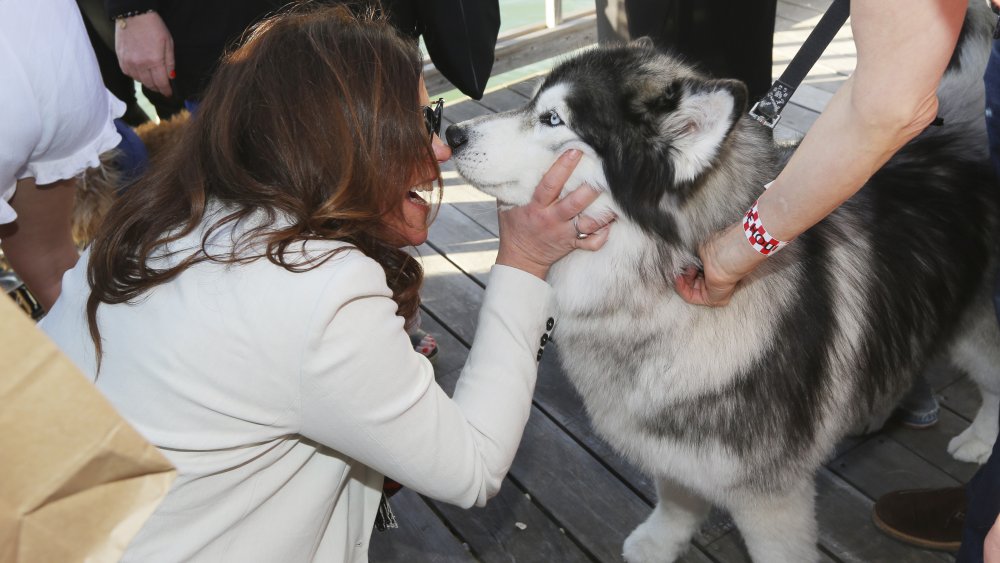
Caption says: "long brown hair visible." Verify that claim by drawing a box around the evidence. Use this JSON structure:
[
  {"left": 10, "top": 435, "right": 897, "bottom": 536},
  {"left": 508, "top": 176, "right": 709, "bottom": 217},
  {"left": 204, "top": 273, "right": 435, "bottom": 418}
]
[{"left": 86, "top": 4, "right": 438, "bottom": 362}]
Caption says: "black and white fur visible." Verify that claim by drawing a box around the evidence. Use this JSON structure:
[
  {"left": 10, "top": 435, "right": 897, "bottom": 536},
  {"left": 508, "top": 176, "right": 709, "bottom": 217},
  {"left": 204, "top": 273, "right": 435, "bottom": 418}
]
[{"left": 446, "top": 4, "right": 1000, "bottom": 562}]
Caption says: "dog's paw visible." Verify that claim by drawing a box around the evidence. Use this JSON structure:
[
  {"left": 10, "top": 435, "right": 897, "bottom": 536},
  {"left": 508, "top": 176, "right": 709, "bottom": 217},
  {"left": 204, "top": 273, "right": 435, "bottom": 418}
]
[
  {"left": 622, "top": 521, "right": 684, "bottom": 563},
  {"left": 948, "top": 428, "right": 992, "bottom": 464}
]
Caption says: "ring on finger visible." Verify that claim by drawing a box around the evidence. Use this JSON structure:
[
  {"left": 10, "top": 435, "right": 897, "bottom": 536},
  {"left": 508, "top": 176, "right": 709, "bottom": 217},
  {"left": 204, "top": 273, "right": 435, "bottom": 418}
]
[{"left": 573, "top": 215, "right": 589, "bottom": 240}]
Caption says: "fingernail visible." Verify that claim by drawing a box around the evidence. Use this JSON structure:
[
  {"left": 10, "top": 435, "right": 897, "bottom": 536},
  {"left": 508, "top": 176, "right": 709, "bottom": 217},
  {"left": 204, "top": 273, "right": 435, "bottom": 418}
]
[
  {"left": 566, "top": 149, "right": 582, "bottom": 161},
  {"left": 169, "top": 69, "right": 177, "bottom": 79}
]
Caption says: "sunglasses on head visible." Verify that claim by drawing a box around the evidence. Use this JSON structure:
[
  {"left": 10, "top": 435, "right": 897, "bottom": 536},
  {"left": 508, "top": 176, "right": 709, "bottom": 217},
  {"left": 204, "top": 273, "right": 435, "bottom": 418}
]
[{"left": 422, "top": 98, "right": 444, "bottom": 140}]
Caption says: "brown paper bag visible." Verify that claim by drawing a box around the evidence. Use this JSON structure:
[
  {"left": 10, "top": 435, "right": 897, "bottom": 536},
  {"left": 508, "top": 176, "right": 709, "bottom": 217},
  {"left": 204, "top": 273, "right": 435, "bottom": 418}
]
[{"left": 0, "top": 296, "right": 175, "bottom": 562}]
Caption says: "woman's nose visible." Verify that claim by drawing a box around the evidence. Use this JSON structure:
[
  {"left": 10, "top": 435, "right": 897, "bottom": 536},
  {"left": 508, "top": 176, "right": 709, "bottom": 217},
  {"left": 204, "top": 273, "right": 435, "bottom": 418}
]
[{"left": 432, "top": 133, "right": 452, "bottom": 163}]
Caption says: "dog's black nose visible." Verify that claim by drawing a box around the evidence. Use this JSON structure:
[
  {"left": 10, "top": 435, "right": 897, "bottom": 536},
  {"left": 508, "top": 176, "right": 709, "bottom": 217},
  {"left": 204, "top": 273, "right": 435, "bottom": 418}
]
[{"left": 445, "top": 124, "right": 468, "bottom": 150}]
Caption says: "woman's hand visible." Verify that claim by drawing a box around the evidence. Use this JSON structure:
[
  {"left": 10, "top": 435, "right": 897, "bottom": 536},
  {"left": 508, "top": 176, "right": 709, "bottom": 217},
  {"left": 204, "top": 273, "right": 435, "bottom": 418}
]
[
  {"left": 114, "top": 11, "right": 175, "bottom": 98},
  {"left": 675, "top": 222, "right": 766, "bottom": 307},
  {"left": 496, "top": 150, "right": 613, "bottom": 279}
]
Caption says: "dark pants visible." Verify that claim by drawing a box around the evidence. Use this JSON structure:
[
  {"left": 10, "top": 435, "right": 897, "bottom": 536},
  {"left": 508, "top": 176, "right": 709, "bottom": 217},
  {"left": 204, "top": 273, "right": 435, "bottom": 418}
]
[
  {"left": 595, "top": 0, "right": 777, "bottom": 100},
  {"left": 956, "top": 37, "right": 1000, "bottom": 563}
]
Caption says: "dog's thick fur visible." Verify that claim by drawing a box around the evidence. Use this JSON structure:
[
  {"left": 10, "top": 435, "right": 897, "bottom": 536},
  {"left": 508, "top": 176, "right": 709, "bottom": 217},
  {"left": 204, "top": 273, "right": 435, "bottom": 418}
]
[{"left": 447, "top": 5, "right": 1000, "bottom": 562}]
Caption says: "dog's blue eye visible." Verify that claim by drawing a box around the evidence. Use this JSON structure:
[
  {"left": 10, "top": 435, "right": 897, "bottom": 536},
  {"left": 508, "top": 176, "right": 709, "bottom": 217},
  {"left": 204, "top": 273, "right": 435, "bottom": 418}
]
[{"left": 542, "top": 110, "right": 563, "bottom": 127}]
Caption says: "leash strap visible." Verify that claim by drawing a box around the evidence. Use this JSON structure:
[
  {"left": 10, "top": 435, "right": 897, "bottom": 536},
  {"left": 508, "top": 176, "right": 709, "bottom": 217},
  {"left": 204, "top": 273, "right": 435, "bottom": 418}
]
[{"left": 749, "top": 0, "right": 850, "bottom": 128}]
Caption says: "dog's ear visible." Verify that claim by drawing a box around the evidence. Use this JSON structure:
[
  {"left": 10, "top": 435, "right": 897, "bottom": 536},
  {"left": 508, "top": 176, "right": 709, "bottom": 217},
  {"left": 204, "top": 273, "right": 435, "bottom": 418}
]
[
  {"left": 655, "top": 78, "right": 748, "bottom": 183},
  {"left": 709, "top": 78, "right": 749, "bottom": 118},
  {"left": 629, "top": 36, "right": 656, "bottom": 50}
]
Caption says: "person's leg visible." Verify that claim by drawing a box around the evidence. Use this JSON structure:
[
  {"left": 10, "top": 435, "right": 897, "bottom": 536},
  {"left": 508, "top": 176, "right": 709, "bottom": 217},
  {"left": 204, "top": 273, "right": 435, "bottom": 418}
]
[
  {"left": 956, "top": 36, "right": 1000, "bottom": 562},
  {"left": 986, "top": 40, "right": 1000, "bottom": 180},
  {"left": 0, "top": 177, "right": 80, "bottom": 311},
  {"left": 957, "top": 420, "right": 1000, "bottom": 562},
  {"left": 622, "top": 0, "right": 776, "bottom": 101},
  {"left": 895, "top": 372, "right": 941, "bottom": 428}
]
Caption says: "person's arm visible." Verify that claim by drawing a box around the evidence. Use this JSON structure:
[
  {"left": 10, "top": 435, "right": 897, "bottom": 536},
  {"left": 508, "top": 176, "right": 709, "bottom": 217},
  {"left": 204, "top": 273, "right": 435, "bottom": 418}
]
[
  {"left": 676, "top": 0, "right": 967, "bottom": 306},
  {"left": 299, "top": 257, "right": 551, "bottom": 507},
  {"left": 298, "top": 153, "right": 610, "bottom": 507}
]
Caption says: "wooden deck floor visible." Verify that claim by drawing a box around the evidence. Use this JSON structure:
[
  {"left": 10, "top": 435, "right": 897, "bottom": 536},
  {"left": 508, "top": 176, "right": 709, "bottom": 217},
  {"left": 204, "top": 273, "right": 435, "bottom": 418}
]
[{"left": 370, "top": 1, "right": 979, "bottom": 561}]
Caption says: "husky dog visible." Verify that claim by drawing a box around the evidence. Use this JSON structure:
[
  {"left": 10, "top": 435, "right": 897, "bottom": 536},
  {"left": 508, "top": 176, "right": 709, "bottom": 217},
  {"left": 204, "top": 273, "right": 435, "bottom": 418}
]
[{"left": 445, "top": 5, "right": 1000, "bottom": 562}]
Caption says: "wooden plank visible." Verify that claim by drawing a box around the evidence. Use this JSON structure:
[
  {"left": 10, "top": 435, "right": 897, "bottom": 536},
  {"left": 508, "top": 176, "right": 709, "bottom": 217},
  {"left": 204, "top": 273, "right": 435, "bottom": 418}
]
[
  {"left": 701, "top": 532, "right": 753, "bottom": 563},
  {"left": 437, "top": 173, "right": 500, "bottom": 235},
  {"left": 430, "top": 479, "right": 593, "bottom": 563},
  {"left": 768, "top": 101, "right": 820, "bottom": 136},
  {"left": 815, "top": 469, "right": 952, "bottom": 562},
  {"left": 508, "top": 76, "right": 545, "bottom": 99},
  {"left": 443, "top": 99, "right": 496, "bottom": 125},
  {"left": 424, "top": 14, "right": 597, "bottom": 96},
  {"left": 489, "top": 15, "right": 598, "bottom": 85},
  {"left": 940, "top": 377, "right": 981, "bottom": 421},
  {"left": 695, "top": 508, "right": 737, "bottom": 545},
  {"left": 419, "top": 318, "right": 595, "bottom": 563},
  {"left": 510, "top": 406, "right": 716, "bottom": 563},
  {"left": 412, "top": 250, "right": 486, "bottom": 343},
  {"left": 924, "top": 359, "right": 967, "bottom": 394},
  {"left": 423, "top": 204, "right": 497, "bottom": 283},
  {"left": 781, "top": 0, "right": 834, "bottom": 13},
  {"left": 701, "top": 532, "right": 840, "bottom": 563},
  {"left": 789, "top": 83, "right": 834, "bottom": 115},
  {"left": 884, "top": 413, "right": 981, "bottom": 483},
  {"left": 368, "top": 489, "right": 476, "bottom": 563},
  {"left": 831, "top": 435, "right": 962, "bottom": 500},
  {"left": 418, "top": 321, "right": 593, "bottom": 562},
  {"left": 534, "top": 350, "right": 658, "bottom": 500},
  {"left": 478, "top": 88, "right": 532, "bottom": 113}
]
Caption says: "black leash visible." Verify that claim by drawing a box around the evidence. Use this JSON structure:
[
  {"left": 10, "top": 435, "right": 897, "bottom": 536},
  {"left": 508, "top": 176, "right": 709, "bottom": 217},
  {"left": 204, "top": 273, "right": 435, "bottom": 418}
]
[{"left": 749, "top": 0, "right": 850, "bottom": 128}]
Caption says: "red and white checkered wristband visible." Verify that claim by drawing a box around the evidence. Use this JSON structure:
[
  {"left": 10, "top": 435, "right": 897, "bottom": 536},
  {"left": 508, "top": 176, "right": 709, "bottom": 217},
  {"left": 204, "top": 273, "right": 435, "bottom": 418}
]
[{"left": 743, "top": 199, "right": 789, "bottom": 256}]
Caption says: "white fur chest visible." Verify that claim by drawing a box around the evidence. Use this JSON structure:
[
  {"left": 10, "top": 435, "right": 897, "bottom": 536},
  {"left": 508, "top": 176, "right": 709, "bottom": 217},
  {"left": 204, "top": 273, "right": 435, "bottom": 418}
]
[{"left": 544, "top": 223, "right": 788, "bottom": 489}]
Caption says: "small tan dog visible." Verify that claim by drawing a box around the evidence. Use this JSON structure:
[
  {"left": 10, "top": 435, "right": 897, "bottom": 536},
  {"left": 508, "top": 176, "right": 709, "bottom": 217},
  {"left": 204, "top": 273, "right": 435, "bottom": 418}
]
[
  {"left": 1, "top": 111, "right": 190, "bottom": 318},
  {"left": 74, "top": 110, "right": 191, "bottom": 244}
]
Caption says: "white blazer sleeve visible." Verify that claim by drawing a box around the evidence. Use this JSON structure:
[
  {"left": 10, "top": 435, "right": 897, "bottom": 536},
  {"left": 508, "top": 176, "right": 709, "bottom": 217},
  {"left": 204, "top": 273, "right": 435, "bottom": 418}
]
[{"left": 298, "top": 258, "right": 553, "bottom": 508}]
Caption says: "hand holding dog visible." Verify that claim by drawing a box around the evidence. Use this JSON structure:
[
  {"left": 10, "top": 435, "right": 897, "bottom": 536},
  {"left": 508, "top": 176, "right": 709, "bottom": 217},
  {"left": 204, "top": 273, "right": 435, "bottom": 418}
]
[
  {"left": 675, "top": 223, "right": 766, "bottom": 307},
  {"left": 496, "top": 150, "right": 612, "bottom": 279},
  {"left": 114, "top": 11, "right": 175, "bottom": 98}
]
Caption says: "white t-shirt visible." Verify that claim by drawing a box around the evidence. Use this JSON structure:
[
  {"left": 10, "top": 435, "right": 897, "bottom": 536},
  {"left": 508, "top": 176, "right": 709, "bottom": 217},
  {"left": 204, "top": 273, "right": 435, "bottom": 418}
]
[{"left": 0, "top": 0, "right": 125, "bottom": 223}]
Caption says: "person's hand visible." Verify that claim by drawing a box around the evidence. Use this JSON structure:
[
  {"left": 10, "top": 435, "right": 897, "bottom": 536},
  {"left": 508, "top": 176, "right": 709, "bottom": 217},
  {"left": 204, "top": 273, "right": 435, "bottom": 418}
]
[
  {"left": 114, "top": 11, "right": 175, "bottom": 98},
  {"left": 986, "top": 513, "right": 1000, "bottom": 563},
  {"left": 496, "top": 150, "right": 614, "bottom": 279},
  {"left": 674, "top": 222, "right": 766, "bottom": 307}
]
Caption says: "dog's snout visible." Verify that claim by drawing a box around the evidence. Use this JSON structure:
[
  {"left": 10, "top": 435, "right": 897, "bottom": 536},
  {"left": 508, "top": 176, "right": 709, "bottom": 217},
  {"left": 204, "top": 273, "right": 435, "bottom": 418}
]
[{"left": 445, "top": 124, "right": 468, "bottom": 151}]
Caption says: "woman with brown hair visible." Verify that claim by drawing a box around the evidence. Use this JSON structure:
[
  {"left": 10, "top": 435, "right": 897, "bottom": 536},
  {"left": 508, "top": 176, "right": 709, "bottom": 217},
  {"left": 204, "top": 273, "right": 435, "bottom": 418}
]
[{"left": 40, "top": 5, "right": 610, "bottom": 561}]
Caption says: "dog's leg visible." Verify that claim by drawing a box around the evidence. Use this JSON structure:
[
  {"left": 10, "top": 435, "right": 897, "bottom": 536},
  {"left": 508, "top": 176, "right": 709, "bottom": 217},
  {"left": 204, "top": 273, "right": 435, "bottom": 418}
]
[
  {"left": 622, "top": 477, "right": 711, "bottom": 563},
  {"left": 727, "top": 480, "right": 818, "bottom": 563},
  {"left": 949, "top": 388, "right": 999, "bottom": 464},
  {"left": 947, "top": 300, "right": 1000, "bottom": 464}
]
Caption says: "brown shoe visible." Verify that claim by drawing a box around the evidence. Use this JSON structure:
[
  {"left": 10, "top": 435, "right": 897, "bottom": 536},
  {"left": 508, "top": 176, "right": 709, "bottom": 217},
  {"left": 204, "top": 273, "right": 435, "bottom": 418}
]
[{"left": 872, "top": 486, "right": 966, "bottom": 551}]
